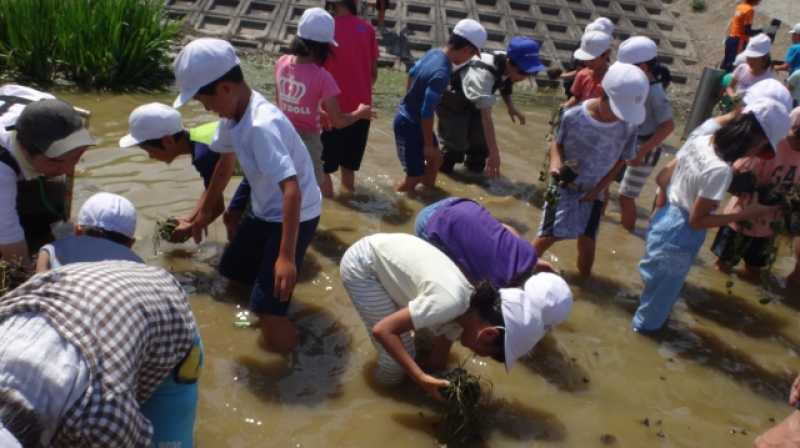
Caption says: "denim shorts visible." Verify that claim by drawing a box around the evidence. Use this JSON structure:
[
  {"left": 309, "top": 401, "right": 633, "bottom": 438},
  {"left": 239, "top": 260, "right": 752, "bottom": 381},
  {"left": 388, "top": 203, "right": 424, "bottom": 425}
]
[
  {"left": 414, "top": 197, "right": 459, "bottom": 241},
  {"left": 394, "top": 114, "right": 437, "bottom": 177},
  {"left": 220, "top": 212, "right": 319, "bottom": 315}
]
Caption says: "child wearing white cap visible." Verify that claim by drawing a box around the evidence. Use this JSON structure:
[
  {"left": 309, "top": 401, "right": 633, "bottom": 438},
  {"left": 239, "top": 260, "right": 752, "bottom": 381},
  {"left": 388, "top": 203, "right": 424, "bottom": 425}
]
[
  {"left": 633, "top": 98, "right": 789, "bottom": 332},
  {"left": 561, "top": 30, "right": 611, "bottom": 109},
  {"left": 393, "top": 18, "right": 486, "bottom": 193},
  {"left": 712, "top": 107, "right": 800, "bottom": 280},
  {"left": 119, "top": 103, "right": 249, "bottom": 243},
  {"left": 615, "top": 36, "right": 676, "bottom": 233},
  {"left": 535, "top": 62, "right": 647, "bottom": 277},
  {"left": 277, "top": 7, "right": 373, "bottom": 196},
  {"left": 339, "top": 233, "right": 572, "bottom": 399},
  {"left": 35, "top": 192, "right": 142, "bottom": 271},
  {"left": 172, "top": 38, "right": 322, "bottom": 353},
  {"left": 728, "top": 34, "right": 775, "bottom": 96}
]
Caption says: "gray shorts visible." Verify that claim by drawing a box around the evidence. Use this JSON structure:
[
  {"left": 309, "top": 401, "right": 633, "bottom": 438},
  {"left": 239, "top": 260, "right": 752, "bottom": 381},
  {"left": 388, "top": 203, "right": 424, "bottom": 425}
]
[{"left": 299, "top": 132, "right": 324, "bottom": 187}]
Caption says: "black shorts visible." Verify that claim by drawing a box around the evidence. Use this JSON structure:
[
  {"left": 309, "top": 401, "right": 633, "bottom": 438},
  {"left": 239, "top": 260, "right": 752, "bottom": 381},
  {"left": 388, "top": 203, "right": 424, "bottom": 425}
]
[
  {"left": 321, "top": 119, "right": 371, "bottom": 174},
  {"left": 711, "top": 225, "right": 774, "bottom": 269}
]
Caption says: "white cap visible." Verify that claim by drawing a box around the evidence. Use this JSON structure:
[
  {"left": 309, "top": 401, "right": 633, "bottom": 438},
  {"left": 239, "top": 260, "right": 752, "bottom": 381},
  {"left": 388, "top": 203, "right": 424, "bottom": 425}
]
[
  {"left": 453, "top": 18, "right": 487, "bottom": 50},
  {"left": 744, "top": 98, "right": 791, "bottom": 152},
  {"left": 741, "top": 33, "right": 772, "bottom": 59},
  {"left": 602, "top": 62, "right": 650, "bottom": 125},
  {"left": 297, "top": 7, "right": 338, "bottom": 46},
  {"left": 119, "top": 103, "right": 184, "bottom": 148},
  {"left": 617, "top": 36, "right": 658, "bottom": 65},
  {"left": 743, "top": 79, "right": 794, "bottom": 113},
  {"left": 0, "top": 426, "right": 20, "bottom": 448},
  {"left": 78, "top": 192, "right": 138, "bottom": 238},
  {"left": 789, "top": 23, "right": 800, "bottom": 35},
  {"left": 573, "top": 31, "right": 612, "bottom": 61},
  {"left": 173, "top": 38, "right": 241, "bottom": 108},
  {"left": 585, "top": 17, "right": 614, "bottom": 36},
  {"left": 501, "top": 272, "right": 573, "bottom": 371}
]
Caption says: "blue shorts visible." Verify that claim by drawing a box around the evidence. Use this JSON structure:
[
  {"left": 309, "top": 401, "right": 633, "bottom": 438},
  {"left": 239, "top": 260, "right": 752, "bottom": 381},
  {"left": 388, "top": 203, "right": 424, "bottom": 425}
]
[
  {"left": 394, "top": 114, "right": 437, "bottom": 177},
  {"left": 414, "top": 197, "right": 459, "bottom": 241},
  {"left": 219, "top": 213, "right": 319, "bottom": 315},
  {"left": 141, "top": 333, "right": 204, "bottom": 448}
]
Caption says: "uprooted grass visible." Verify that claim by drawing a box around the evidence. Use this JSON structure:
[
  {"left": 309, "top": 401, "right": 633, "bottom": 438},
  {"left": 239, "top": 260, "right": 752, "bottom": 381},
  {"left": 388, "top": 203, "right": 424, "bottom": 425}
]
[
  {"left": 0, "top": 260, "right": 29, "bottom": 296},
  {"left": 0, "top": 0, "right": 180, "bottom": 90},
  {"left": 437, "top": 367, "right": 493, "bottom": 447}
]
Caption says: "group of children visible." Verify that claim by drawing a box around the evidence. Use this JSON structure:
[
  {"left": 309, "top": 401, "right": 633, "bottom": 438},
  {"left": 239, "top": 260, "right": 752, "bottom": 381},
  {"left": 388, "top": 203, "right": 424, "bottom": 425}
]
[{"left": 3, "top": 2, "right": 800, "bottom": 446}]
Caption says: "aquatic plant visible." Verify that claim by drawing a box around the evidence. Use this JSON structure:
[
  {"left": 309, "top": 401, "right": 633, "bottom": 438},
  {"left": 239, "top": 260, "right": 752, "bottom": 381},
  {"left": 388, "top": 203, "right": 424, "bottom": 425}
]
[
  {"left": 691, "top": 0, "right": 706, "bottom": 12},
  {"left": 0, "top": 0, "right": 180, "bottom": 90},
  {"left": 153, "top": 217, "right": 189, "bottom": 254},
  {"left": 437, "top": 367, "right": 490, "bottom": 446},
  {"left": 0, "top": 260, "right": 29, "bottom": 296}
]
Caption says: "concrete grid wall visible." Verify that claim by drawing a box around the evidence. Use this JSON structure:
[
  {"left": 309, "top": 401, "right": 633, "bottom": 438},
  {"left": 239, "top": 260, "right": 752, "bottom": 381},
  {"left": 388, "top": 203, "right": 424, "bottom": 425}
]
[{"left": 166, "top": 0, "right": 699, "bottom": 86}]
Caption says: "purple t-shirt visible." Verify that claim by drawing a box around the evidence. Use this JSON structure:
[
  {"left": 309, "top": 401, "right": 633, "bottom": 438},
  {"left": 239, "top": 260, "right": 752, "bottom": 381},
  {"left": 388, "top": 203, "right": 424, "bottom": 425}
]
[{"left": 426, "top": 199, "right": 538, "bottom": 288}]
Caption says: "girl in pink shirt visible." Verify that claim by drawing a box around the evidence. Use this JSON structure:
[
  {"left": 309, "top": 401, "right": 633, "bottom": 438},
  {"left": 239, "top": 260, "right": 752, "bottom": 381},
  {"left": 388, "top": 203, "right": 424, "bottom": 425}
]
[{"left": 275, "top": 7, "right": 372, "bottom": 187}]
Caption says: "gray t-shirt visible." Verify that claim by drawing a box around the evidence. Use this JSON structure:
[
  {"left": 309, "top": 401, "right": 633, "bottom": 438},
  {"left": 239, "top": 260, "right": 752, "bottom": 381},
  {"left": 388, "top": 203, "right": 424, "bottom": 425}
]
[
  {"left": 638, "top": 82, "right": 673, "bottom": 137},
  {"left": 461, "top": 53, "right": 507, "bottom": 110}
]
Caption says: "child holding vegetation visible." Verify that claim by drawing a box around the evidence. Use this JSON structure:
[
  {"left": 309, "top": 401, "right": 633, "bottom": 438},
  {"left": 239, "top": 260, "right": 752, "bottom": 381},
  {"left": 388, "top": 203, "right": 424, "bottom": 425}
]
[
  {"left": 173, "top": 38, "right": 322, "bottom": 353},
  {"left": 393, "top": 19, "right": 486, "bottom": 193},
  {"left": 339, "top": 233, "right": 572, "bottom": 399},
  {"left": 276, "top": 7, "right": 373, "bottom": 194},
  {"left": 535, "top": 62, "right": 647, "bottom": 277},
  {"left": 633, "top": 98, "right": 789, "bottom": 333},
  {"left": 119, "top": 103, "right": 248, "bottom": 243},
  {"left": 712, "top": 107, "right": 800, "bottom": 280}
]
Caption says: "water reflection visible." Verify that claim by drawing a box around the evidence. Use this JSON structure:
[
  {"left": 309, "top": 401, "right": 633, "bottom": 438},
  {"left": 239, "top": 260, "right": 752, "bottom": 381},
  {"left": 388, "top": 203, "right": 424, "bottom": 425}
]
[{"left": 521, "top": 334, "right": 591, "bottom": 392}]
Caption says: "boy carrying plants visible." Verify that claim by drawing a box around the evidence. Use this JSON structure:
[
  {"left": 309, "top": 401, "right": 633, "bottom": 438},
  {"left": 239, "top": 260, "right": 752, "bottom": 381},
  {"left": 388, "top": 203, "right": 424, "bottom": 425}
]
[
  {"left": 119, "top": 103, "right": 249, "bottom": 243},
  {"left": 173, "top": 38, "right": 322, "bottom": 353},
  {"left": 393, "top": 19, "right": 486, "bottom": 193},
  {"left": 535, "top": 62, "right": 647, "bottom": 277},
  {"left": 339, "top": 233, "right": 572, "bottom": 399}
]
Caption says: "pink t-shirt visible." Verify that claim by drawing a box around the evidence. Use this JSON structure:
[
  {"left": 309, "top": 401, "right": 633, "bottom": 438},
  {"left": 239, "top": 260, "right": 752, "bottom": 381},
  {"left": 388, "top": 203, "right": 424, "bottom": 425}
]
[
  {"left": 725, "top": 140, "right": 800, "bottom": 237},
  {"left": 323, "top": 15, "right": 379, "bottom": 113},
  {"left": 570, "top": 67, "right": 604, "bottom": 104},
  {"left": 275, "top": 55, "right": 340, "bottom": 134}
]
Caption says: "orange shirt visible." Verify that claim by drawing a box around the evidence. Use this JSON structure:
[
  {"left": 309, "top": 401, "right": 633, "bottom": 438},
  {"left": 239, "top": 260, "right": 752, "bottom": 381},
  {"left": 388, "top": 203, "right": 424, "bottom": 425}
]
[{"left": 729, "top": 3, "right": 755, "bottom": 39}]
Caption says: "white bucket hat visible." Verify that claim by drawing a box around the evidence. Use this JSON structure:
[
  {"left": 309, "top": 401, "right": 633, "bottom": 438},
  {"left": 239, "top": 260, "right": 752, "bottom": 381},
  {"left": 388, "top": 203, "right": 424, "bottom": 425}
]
[
  {"left": 744, "top": 98, "right": 791, "bottom": 153},
  {"left": 789, "top": 23, "right": 800, "bottom": 35},
  {"left": 119, "top": 103, "right": 184, "bottom": 148},
  {"left": 453, "top": 18, "right": 487, "bottom": 50},
  {"left": 741, "top": 33, "right": 772, "bottom": 59},
  {"left": 617, "top": 36, "right": 658, "bottom": 65},
  {"left": 500, "top": 272, "right": 573, "bottom": 371},
  {"left": 78, "top": 192, "right": 138, "bottom": 239},
  {"left": 602, "top": 62, "right": 650, "bottom": 125},
  {"left": 173, "top": 38, "right": 241, "bottom": 108},
  {"left": 743, "top": 78, "right": 794, "bottom": 113},
  {"left": 298, "top": 7, "right": 338, "bottom": 46},
  {"left": 574, "top": 31, "right": 611, "bottom": 61}
]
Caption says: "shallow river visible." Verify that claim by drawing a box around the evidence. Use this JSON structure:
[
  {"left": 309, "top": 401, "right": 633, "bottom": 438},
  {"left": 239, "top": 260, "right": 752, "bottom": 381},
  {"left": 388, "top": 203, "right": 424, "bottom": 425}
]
[{"left": 55, "top": 86, "right": 800, "bottom": 447}]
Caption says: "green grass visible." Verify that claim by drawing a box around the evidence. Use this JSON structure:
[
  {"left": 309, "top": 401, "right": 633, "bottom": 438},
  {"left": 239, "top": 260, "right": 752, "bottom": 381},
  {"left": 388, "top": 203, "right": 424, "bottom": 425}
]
[{"left": 0, "top": 0, "right": 180, "bottom": 90}]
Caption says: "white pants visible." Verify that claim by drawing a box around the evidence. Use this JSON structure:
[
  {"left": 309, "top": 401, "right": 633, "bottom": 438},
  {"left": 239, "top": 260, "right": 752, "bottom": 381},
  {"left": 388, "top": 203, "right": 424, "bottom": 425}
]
[{"left": 340, "top": 239, "right": 415, "bottom": 385}]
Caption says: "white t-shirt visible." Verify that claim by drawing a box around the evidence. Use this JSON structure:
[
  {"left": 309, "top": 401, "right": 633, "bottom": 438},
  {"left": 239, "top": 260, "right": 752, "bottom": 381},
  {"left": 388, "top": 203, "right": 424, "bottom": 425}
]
[
  {"left": 211, "top": 90, "right": 322, "bottom": 222},
  {"left": 365, "top": 233, "right": 475, "bottom": 341},
  {"left": 732, "top": 64, "right": 775, "bottom": 94},
  {"left": 462, "top": 52, "right": 507, "bottom": 110},
  {"left": 668, "top": 134, "right": 733, "bottom": 211}
]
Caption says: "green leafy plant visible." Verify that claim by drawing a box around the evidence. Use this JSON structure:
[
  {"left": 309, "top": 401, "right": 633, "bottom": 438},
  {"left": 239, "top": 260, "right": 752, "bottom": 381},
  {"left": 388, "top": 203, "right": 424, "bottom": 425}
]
[{"left": 691, "top": 0, "right": 706, "bottom": 12}]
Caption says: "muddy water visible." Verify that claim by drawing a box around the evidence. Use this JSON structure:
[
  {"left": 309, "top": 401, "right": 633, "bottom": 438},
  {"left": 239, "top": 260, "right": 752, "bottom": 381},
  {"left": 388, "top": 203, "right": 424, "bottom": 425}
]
[{"left": 56, "top": 88, "right": 800, "bottom": 447}]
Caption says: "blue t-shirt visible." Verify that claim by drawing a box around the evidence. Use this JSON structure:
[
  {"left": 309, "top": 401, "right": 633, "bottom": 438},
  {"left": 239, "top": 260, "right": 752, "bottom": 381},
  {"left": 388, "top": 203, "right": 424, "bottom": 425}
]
[
  {"left": 397, "top": 49, "right": 451, "bottom": 124},
  {"left": 785, "top": 43, "right": 800, "bottom": 74},
  {"left": 426, "top": 198, "right": 538, "bottom": 289}
]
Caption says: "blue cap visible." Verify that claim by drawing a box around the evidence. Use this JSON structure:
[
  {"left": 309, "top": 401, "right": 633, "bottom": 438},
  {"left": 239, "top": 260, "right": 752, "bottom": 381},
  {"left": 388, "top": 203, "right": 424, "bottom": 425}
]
[{"left": 507, "top": 37, "right": 545, "bottom": 74}]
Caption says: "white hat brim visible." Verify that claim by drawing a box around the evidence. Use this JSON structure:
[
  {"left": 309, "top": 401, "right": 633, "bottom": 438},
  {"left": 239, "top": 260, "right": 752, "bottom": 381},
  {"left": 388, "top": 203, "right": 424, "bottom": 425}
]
[
  {"left": 119, "top": 134, "right": 141, "bottom": 148},
  {"left": 609, "top": 96, "right": 646, "bottom": 125},
  {"left": 173, "top": 88, "right": 198, "bottom": 109},
  {"left": 573, "top": 48, "right": 598, "bottom": 61},
  {"left": 741, "top": 49, "right": 768, "bottom": 59}
]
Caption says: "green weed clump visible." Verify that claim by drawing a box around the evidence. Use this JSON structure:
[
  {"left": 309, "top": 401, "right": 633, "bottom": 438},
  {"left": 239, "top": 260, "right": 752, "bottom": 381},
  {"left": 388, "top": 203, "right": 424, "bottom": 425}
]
[{"left": 0, "top": 0, "right": 180, "bottom": 90}]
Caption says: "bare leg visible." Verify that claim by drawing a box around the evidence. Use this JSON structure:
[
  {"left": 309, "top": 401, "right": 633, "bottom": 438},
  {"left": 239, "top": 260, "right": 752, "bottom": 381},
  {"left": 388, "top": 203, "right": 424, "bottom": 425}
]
[
  {"left": 619, "top": 195, "right": 638, "bottom": 233},
  {"left": 321, "top": 173, "right": 334, "bottom": 198},
  {"left": 714, "top": 258, "right": 733, "bottom": 273},
  {"left": 533, "top": 236, "right": 557, "bottom": 257},
  {"left": 395, "top": 176, "right": 422, "bottom": 193},
  {"left": 422, "top": 150, "right": 442, "bottom": 187},
  {"left": 341, "top": 168, "right": 356, "bottom": 193},
  {"left": 259, "top": 315, "right": 299, "bottom": 354},
  {"left": 788, "top": 238, "right": 800, "bottom": 287},
  {"left": 577, "top": 236, "right": 596, "bottom": 277}
]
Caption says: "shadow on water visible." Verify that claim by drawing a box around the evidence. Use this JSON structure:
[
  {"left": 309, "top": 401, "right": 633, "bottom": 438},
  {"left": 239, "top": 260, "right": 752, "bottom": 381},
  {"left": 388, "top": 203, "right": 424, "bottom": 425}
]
[
  {"left": 297, "top": 251, "right": 324, "bottom": 283},
  {"left": 233, "top": 303, "right": 351, "bottom": 406},
  {"left": 564, "top": 273, "right": 793, "bottom": 403},
  {"left": 310, "top": 227, "right": 353, "bottom": 265},
  {"left": 443, "top": 170, "right": 547, "bottom": 210},
  {"left": 361, "top": 362, "right": 566, "bottom": 446},
  {"left": 335, "top": 190, "right": 416, "bottom": 226},
  {"left": 521, "top": 334, "right": 591, "bottom": 392}
]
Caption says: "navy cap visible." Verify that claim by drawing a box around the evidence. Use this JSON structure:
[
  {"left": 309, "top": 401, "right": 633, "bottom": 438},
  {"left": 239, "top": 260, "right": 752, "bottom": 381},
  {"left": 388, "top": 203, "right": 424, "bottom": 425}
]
[{"left": 507, "top": 37, "right": 545, "bottom": 74}]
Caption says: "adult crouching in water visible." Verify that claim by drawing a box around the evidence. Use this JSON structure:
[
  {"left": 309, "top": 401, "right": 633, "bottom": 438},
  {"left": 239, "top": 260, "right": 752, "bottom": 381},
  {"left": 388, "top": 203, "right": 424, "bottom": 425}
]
[
  {"left": 339, "top": 233, "right": 572, "bottom": 399},
  {"left": 436, "top": 37, "right": 545, "bottom": 178},
  {"left": 632, "top": 98, "right": 789, "bottom": 333},
  {"left": 0, "top": 98, "right": 95, "bottom": 265}
]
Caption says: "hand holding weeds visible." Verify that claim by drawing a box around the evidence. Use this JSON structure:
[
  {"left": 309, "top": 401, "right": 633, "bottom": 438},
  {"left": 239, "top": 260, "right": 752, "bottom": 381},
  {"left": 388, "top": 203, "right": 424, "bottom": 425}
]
[{"left": 417, "top": 373, "right": 449, "bottom": 402}]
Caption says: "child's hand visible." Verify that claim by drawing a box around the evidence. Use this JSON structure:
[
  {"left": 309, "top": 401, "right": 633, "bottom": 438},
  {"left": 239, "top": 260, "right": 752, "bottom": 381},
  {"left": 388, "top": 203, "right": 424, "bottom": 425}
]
[
  {"left": 416, "top": 373, "right": 449, "bottom": 402},
  {"left": 790, "top": 374, "right": 800, "bottom": 407},
  {"left": 355, "top": 103, "right": 376, "bottom": 121},
  {"left": 320, "top": 110, "right": 333, "bottom": 131},
  {"left": 170, "top": 218, "right": 194, "bottom": 243},
  {"left": 274, "top": 255, "right": 297, "bottom": 301}
]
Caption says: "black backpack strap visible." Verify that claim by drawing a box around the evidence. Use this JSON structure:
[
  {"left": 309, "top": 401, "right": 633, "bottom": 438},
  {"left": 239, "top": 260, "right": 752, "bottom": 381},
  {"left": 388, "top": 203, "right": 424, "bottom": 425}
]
[
  {"left": 0, "top": 145, "right": 21, "bottom": 177},
  {"left": 0, "top": 95, "right": 35, "bottom": 118}
]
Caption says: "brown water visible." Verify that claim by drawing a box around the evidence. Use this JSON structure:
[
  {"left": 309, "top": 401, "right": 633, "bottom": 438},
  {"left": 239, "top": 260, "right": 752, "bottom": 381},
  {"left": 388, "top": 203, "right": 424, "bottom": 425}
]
[{"left": 56, "top": 88, "right": 800, "bottom": 447}]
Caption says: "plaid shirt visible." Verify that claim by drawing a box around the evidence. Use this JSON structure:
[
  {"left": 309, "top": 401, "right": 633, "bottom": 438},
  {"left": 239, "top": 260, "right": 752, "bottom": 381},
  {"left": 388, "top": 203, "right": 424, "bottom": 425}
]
[{"left": 0, "top": 261, "right": 196, "bottom": 447}]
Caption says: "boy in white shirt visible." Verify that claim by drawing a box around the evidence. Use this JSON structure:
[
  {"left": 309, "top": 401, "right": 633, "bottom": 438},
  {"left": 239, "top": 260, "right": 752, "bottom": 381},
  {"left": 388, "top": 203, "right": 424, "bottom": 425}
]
[{"left": 172, "top": 38, "right": 322, "bottom": 353}]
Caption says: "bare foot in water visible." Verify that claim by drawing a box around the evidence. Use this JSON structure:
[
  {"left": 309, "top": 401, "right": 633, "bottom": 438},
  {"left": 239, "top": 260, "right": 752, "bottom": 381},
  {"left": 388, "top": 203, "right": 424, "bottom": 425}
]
[{"left": 395, "top": 176, "right": 420, "bottom": 193}]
